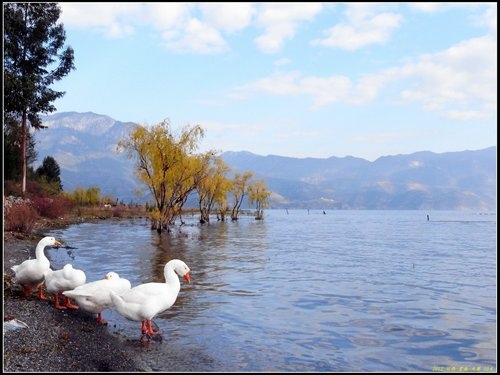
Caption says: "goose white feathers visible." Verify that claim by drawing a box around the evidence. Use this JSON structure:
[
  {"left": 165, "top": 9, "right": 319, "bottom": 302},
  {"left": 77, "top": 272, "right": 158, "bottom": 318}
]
[
  {"left": 62, "top": 272, "right": 131, "bottom": 324},
  {"left": 44, "top": 264, "right": 86, "bottom": 309},
  {"left": 11, "top": 236, "right": 62, "bottom": 299},
  {"left": 110, "top": 259, "right": 191, "bottom": 339}
]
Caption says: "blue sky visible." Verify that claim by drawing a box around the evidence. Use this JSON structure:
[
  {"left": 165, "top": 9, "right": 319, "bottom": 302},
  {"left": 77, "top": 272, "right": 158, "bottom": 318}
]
[{"left": 52, "top": 2, "right": 497, "bottom": 160}]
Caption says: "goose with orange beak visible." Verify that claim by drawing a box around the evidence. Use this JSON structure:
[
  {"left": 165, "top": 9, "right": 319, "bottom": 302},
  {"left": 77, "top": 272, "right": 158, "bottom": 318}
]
[{"left": 110, "top": 259, "right": 191, "bottom": 341}]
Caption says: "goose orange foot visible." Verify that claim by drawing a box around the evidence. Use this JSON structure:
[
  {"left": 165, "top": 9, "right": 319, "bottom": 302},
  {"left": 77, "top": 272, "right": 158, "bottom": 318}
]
[
  {"left": 64, "top": 296, "right": 79, "bottom": 310},
  {"left": 54, "top": 293, "right": 67, "bottom": 309}
]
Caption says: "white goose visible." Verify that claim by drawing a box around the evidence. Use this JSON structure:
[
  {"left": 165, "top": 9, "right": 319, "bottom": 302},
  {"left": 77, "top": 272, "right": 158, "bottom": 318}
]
[
  {"left": 62, "top": 272, "right": 131, "bottom": 324},
  {"left": 110, "top": 259, "right": 191, "bottom": 339},
  {"left": 11, "top": 236, "right": 62, "bottom": 299},
  {"left": 44, "top": 264, "right": 86, "bottom": 309}
]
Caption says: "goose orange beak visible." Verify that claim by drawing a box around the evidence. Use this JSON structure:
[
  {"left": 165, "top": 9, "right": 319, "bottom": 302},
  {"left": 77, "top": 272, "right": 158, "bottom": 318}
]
[
  {"left": 54, "top": 240, "right": 63, "bottom": 247},
  {"left": 183, "top": 271, "right": 191, "bottom": 283}
]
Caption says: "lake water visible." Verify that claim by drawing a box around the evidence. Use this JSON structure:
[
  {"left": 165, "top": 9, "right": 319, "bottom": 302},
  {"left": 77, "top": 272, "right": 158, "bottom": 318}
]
[{"left": 44, "top": 210, "right": 497, "bottom": 372}]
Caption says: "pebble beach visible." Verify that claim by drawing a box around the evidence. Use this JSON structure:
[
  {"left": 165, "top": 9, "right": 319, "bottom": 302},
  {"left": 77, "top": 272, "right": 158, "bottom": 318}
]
[{"left": 3, "top": 221, "right": 217, "bottom": 373}]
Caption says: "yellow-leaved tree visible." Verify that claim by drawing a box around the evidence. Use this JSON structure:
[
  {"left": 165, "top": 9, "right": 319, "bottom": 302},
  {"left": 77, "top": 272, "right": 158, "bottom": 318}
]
[
  {"left": 117, "top": 120, "right": 207, "bottom": 233},
  {"left": 230, "top": 171, "right": 253, "bottom": 221},
  {"left": 248, "top": 179, "right": 271, "bottom": 220},
  {"left": 196, "top": 156, "right": 232, "bottom": 223}
]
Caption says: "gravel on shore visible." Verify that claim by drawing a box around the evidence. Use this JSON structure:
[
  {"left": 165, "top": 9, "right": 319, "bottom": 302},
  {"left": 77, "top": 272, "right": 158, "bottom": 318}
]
[
  {"left": 4, "top": 217, "right": 224, "bottom": 373},
  {"left": 3, "top": 231, "right": 140, "bottom": 372}
]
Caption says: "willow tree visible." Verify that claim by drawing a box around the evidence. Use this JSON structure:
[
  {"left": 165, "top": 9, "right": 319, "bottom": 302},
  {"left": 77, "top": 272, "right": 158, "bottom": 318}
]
[
  {"left": 230, "top": 171, "right": 253, "bottom": 221},
  {"left": 4, "top": 3, "right": 75, "bottom": 194},
  {"left": 196, "top": 156, "right": 232, "bottom": 223},
  {"left": 248, "top": 179, "right": 271, "bottom": 220},
  {"left": 117, "top": 120, "right": 205, "bottom": 233}
]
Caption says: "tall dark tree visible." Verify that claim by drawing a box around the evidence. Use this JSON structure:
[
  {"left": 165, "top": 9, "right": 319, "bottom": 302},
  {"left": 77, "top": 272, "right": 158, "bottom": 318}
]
[
  {"left": 4, "top": 116, "right": 38, "bottom": 181},
  {"left": 4, "top": 3, "right": 75, "bottom": 195},
  {"left": 36, "top": 155, "right": 63, "bottom": 191}
]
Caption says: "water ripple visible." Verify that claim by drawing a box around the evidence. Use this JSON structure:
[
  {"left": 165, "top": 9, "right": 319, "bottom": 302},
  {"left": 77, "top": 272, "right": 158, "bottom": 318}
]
[{"left": 45, "top": 210, "right": 496, "bottom": 372}]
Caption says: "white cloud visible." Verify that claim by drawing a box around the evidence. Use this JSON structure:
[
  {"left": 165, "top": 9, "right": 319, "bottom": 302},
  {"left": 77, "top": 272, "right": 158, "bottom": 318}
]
[
  {"left": 483, "top": 3, "right": 497, "bottom": 33},
  {"left": 59, "top": 3, "right": 142, "bottom": 38},
  {"left": 161, "top": 18, "right": 227, "bottom": 54},
  {"left": 199, "top": 3, "right": 256, "bottom": 33},
  {"left": 232, "top": 34, "right": 497, "bottom": 118},
  {"left": 407, "top": 183, "right": 427, "bottom": 191},
  {"left": 143, "top": 3, "right": 194, "bottom": 30},
  {"left": 396, "top": 35, "right": 497, "bottom": 117},
  {"left": 312, "top": 3, "right": 403, "bottom": 50},
  {"left": 409, "top": 2, "right": 484, "bottom": 13},
  {"left": 442, "top": 110, "right": 488, "bottom": 121},
  {"left": 409, "top": 3, "right": 497, "bottom": 35},
  {"left": 274, "top": 58, "right": 291, "bottom": 67},
  {"left": 254, "top": 3, "right": 323, "bottom": 53}
]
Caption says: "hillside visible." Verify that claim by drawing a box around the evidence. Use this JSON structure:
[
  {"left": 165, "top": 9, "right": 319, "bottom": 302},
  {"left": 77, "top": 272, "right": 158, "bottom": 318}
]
[{"left": 33, "top": 112, "right": 496, "bottom": 210}]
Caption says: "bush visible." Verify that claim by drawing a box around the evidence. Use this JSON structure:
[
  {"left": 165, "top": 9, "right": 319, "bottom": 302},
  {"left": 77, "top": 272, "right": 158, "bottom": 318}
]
[
  {"left": 32, "top": 195, "right": 73, "bottom": 219},
  {"left": 4, "top": 180, "right": 21, "bottom": 196},
  {"left": 5, "top": 199, "right": 39, "bottom": 233}
]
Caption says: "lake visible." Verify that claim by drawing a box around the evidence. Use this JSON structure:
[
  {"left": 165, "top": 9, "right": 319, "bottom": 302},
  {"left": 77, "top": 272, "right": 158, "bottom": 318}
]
[{"left": 45, "top": 210, "right": 497, "bottom": 372}]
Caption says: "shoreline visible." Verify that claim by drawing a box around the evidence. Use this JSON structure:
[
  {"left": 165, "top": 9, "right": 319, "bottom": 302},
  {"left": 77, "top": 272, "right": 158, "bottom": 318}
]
[
  {"left": 4, "top": 215, "right": 224, "bottom": 372},
  {"left": 3, "top": 218, "right": 142, "bottom": 372}
]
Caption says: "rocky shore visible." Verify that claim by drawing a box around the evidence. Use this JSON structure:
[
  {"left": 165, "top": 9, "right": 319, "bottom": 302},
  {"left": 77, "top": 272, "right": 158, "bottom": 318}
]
[
  {"left": 3, "top": 228, "right": 141, "bottom": 372},
  {"left": 4, "top": 214, "right": 221, "bottom": 373}
]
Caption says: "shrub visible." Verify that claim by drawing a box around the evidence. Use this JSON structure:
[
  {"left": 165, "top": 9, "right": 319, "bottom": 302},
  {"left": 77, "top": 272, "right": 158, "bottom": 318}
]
[
  {"left": 32, "top": 195, "right": 73, "bottom": 219},
  {"left": 5, "top": 200, "right": 38, "bottom": 233},
  {"left": 4, "top": 180, "right": 21, "bottom": 196}
]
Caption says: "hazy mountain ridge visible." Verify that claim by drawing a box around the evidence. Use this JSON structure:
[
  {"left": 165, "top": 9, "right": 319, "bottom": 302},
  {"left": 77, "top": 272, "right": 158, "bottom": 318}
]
[
  {"left": 221, "top": 148, "right": 496, "bottom": 210},
  {"left": 34, "top": 112, "right": 496, "bottom": 210}
]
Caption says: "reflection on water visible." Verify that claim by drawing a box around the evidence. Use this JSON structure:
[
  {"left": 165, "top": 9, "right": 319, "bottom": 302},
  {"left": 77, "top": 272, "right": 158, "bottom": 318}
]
[{"left": 45, "top": 210, "right": 497, "bottom": 371}]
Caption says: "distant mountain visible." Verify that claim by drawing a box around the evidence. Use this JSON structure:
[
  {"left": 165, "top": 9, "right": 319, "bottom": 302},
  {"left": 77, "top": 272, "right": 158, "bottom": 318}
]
[
  {"left": 36, "top": 112, "right": 142, "bottom": 202},
  {"left": 220, "top": 148, "right": 497, "bottom": 210},
  {"left": 34, "top": 112, "right": 496, "bottom": 210}
]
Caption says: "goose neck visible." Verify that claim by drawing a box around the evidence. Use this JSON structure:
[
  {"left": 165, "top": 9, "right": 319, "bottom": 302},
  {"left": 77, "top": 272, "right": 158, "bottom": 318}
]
[
  {"left": 35, "top": 242, "right": 49, "bottom": 262},
  {"left": 164, "top": 266, "right": 181, "bottom": 287}
]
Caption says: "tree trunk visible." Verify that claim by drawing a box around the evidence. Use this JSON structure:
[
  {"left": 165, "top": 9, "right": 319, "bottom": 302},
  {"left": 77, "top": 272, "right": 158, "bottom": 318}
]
[{"left": 21, "top": 111, "right": 27, "bottom": 196}]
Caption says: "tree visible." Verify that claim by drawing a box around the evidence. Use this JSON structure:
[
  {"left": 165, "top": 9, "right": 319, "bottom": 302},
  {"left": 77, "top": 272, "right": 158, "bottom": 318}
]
[
  {"left": 36, "top": 156, "right": 63, "bottom": 191},
  {"left": 248, "top": 179, "right": 271, "bottom": 220},
  {"left": 4, "top": 3, "right": 75, "bottom": 195},
  {"left": 196, "top": 156, "right": 232, "bottom": 223},
  {"left": 230, "top": 171, "right": 253, "bottom": 221},
  {"left": 4, "top": 116, "right": 37, "bottom": 181},
  {"left": 118, "top": 120, "right": 206, "bottom": 233}
]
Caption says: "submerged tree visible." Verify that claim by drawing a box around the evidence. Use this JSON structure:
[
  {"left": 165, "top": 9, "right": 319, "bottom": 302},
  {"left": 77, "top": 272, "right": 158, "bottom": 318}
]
[
  {"left": 196, "top": 156, "right": 232, "bottom": 223},
  {"left": 118, "top": 120, "right": 206, "bottom": 233},
  {"left": 230, "top": 171, "right": 253, "bottom": 221},
  {"left": 4, "top": 3, "right": 75, "bottom": 195},
  {"left": 248, "top": 179, "right": 271, "bottom": 220}
]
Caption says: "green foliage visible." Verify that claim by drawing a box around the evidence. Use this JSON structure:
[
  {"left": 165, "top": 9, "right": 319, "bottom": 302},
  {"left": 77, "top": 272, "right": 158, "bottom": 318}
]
[
  {"left": 36, "top": 156, "right": 63, "bottom": 191},
  {"left": 65, "top": 186, "right": 104, "bottom": 205},
  {"left": 4, "top": 3, "right": 75, "bottom": 193},
  {"left": 4, "top": 3, "right": 75, "bottom": 122},
  {"left": 3, "top": 117, "right": 37, "bottom": 181}
]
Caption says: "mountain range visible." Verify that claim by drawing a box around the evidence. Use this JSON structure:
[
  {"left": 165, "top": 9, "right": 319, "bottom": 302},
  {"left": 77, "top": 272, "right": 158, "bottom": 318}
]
[{"left": 34, "top": 112, "right": 496, "bottom": 211}]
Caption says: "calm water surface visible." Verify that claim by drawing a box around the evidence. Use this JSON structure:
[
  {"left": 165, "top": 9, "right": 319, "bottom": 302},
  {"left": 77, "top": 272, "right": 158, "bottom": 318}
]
[{"left": 45, "top": 210, "right": 497, "bottom": 372}]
